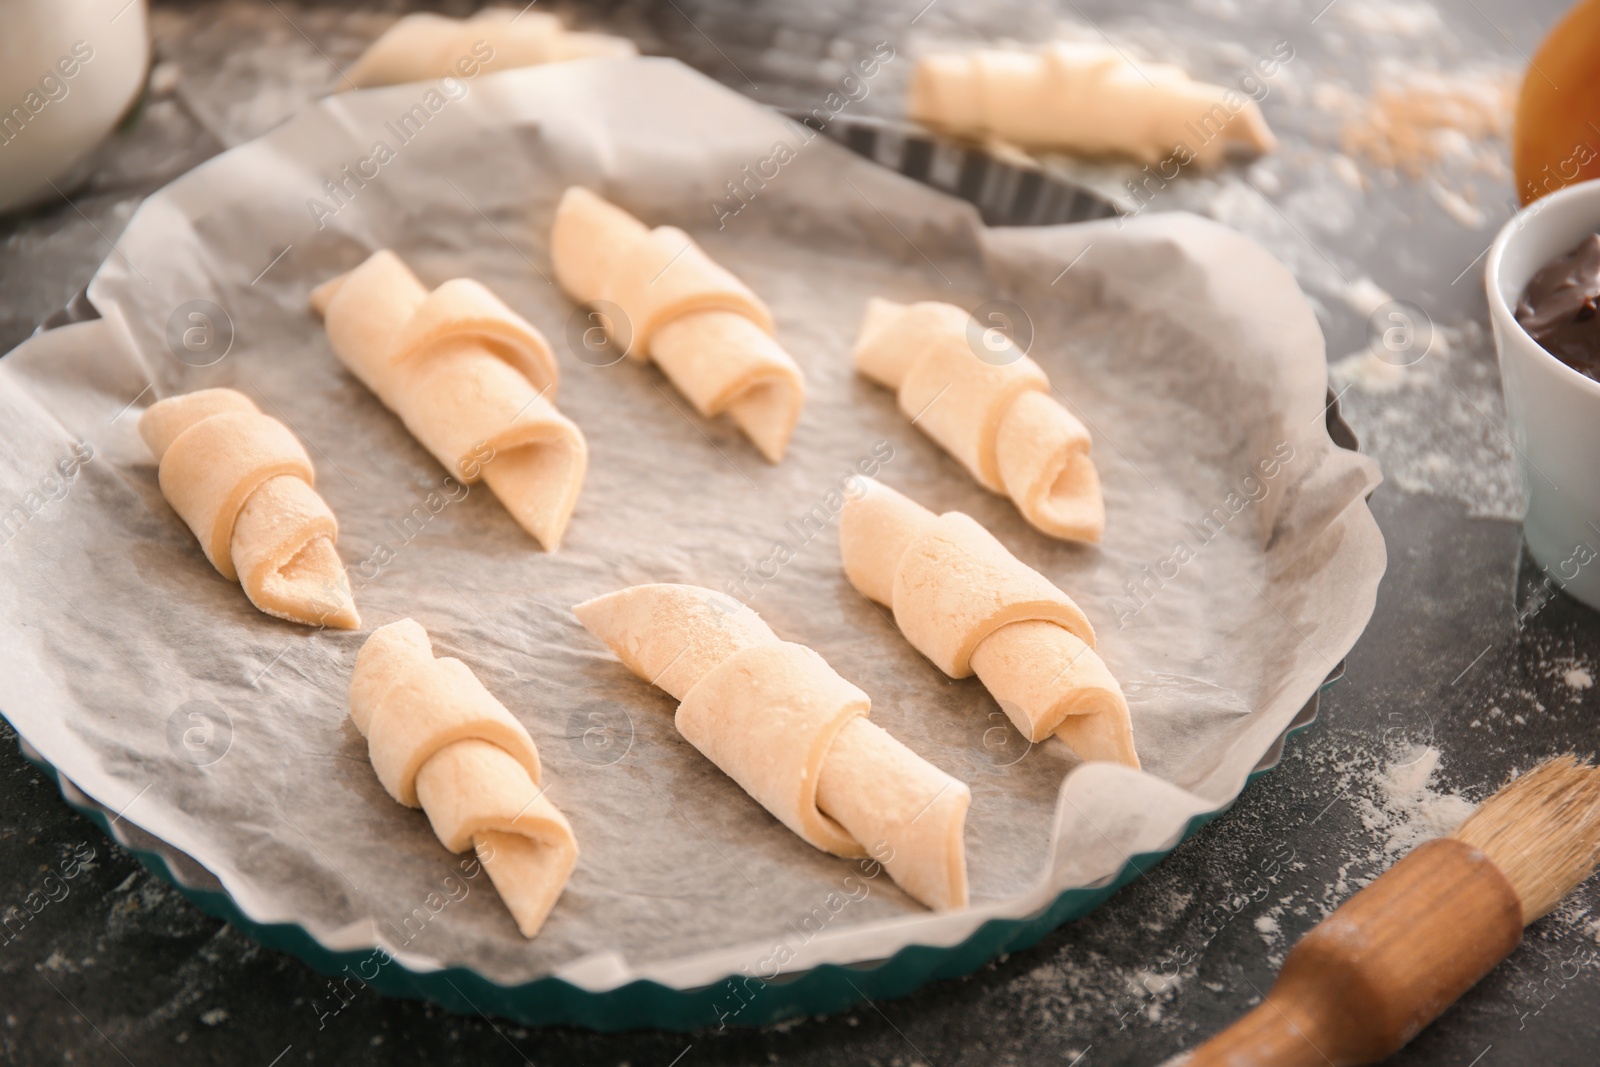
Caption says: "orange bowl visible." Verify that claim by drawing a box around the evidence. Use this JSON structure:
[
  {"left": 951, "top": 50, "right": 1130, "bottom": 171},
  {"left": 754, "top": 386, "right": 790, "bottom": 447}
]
[{"left": 1514, "top": 0, "right": 1600, "bottom": 204}]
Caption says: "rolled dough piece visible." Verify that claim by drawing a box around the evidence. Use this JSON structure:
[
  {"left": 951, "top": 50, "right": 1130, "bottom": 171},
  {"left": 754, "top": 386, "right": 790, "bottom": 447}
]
[
  {"left": 908, "top": 42, "right": 1276, "bottom": 165},
  {"left": 311, "top": 250, "right": 587, "bottom": 550},
  {"left": 139, "top": 388, "right": 359, "bottom": 629},
  {"left": 815, "top": 717, "right": 970, "bottom": 910},
  {"left": 350, "top": 619, "right": 577, "bottom": 937},
  {"left": 840, "top": 478, "right": 1138, "bottom": 768},
  {"left": 550, "top": 187, "right": 804, "bottom": 462},
  {"left": 854, "top": 297, "right": 1104, "bottom": 543},
  {"left": 342, "top": 9, "right": 636, "bottom": 91},
  {"left": 574, "top": 583, "right": 969, "bottom": 910}
]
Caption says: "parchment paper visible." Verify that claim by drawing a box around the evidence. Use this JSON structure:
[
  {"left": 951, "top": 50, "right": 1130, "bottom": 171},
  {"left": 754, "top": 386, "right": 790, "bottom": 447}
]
[{"left": 0, "top": 58, "right": 1383, "bottom": 990}]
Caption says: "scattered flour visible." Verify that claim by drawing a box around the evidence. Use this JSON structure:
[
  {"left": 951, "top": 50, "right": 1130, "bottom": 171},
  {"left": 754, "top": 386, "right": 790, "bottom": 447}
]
[
  {"left": 1338, "top": 276, "right": 1395, "bottom": 317},
  {"left": 39, "top": 950, "right": 75, "bottom": 974},
  {"left": 1134, "top": 968, "right": 1185, "bottom": 1022},
  {"left": 1329, "top": 153, "right": 1365, "bottom": 189},
  {"left": 1336, "top": 65, "right": 1515, "bottom": 180},
  {"left": 1335, "top": 0, "right": 1445, "bottom": 38},
  {"left": 1428, "top": 179, "right": 1488, "bottom": 229},
  {"left": 1331, "top": 348, "right": 1412, "bottom": 393},
  {"left": 1332, "top": 320, "right": 1524, "bottom": 520},
  {"left": 1361, "top": 746, "right": 1476, "bottom": 857}
]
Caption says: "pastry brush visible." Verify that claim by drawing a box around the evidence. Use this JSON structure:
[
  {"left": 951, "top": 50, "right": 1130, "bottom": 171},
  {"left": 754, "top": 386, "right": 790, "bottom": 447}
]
[{"left": 1181, "top": 754, "right": 1600, "bottom": 1066}]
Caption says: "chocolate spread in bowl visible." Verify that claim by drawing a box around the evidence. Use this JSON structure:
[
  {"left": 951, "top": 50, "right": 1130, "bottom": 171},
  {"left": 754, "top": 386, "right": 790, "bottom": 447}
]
[{"left": 1516, "top": 233, "right": 1600, "bottom": 381}]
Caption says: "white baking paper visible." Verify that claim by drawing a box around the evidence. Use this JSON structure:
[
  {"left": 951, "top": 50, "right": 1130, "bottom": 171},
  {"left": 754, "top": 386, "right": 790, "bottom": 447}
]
[{"left": 0, "top": 58, "right": 1383, "bottom": 990}]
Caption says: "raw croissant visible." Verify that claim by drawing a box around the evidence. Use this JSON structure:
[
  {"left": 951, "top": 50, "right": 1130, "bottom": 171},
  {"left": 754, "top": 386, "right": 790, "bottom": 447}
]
[
  {"left": 840, "top": 478, "right": 1137, "bottom": 767},
  {"left": 139, "top": 388, "right": 359, "bottom": 629},
  {"left": 343, "top": 8, "right": 636, "bottom": 91},
  {"left": 574, "top": 583, "right": 969, "bottom": 910},
  {"left": 855, "top": 297, "right": 1104, "bottom": 543},
  {"left": 311, "top": 250, "right": 587, "bottom": 550},
  {"left": 350, "top": 618, "right": 577, "bottom": 937},
  {"left": 551, "top": 187, "right": 805, "bottom": 462},
  {"left": 909, "top": 42, "right": 1275, "bottom": 165}
]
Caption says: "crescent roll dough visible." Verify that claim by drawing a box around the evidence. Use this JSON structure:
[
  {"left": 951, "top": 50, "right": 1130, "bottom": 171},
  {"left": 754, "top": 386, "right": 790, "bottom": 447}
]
[
  {"left": 350, "top": 619, "right": 577, "bottom": 937},
  {"left": 139, "top": 388, "right": 359, "bottom": 630},
  {"left": 574, "top": 583, "right": 969, "bottom": 910},
  {"left": 855, "top": 298, "right": 1105, "bottom": 543},
  {"left": 311, "top": 250, "right": 587, "bottom": 550},
  {"left": 343, "top": 9, "right": 636, "bottom": 91},
  {"left": 551, "top": 187, "right": 805, "bottom": 463},
  {"left": 841, "top": 478, "right": 1138, "bottom": 768},
  {"left": 909, "top": 42, "right": 1275, "bottom": 165}
]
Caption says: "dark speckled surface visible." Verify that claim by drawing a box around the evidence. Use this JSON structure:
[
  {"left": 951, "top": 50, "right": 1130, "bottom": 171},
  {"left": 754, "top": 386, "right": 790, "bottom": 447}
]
[{"left": 4, "top": 1, "right": 1599, "bottom": 1064}]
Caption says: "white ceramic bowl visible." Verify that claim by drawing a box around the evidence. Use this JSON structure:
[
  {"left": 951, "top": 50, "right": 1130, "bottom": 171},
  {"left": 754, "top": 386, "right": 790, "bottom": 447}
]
[
  {"left": 1486, "top": 177, "right": 1600, "bottom": 610},
  {"left": 0, "top": 0, "right": 149, "bottom": 214}
]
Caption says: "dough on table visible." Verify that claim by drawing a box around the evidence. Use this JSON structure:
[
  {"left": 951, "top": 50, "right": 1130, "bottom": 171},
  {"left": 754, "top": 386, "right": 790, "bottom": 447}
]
[
  {"left": 909, "top": 42, "right": 1275, "bottom": 165},
  {"left": 550, "top": 187, "right": 805, "bottom": 463},
  {"left": 139, "top": 388, "right": 359, "bottom": 629},
  {"left": 574, "top": 583, "right": 969, "bottom": 910},
  {"left": 350, "top": 619, "right": 577, "bottom": 937},
  {"left": 840, "top": 478, "right": 1137, "bottom": 768},
  {"left": 855, "top": 298, "right": 1104, "bottom": 543},
  {"left": 311, "top": 250, "right": 587, "bottom": 551},
  {"left": 342, "top": 8, "right": 636, "bottom": 91}
]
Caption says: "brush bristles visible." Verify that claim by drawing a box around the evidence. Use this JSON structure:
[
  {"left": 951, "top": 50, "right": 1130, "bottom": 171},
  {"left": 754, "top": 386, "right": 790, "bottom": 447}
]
[{"left": 1453, "top": 755, "right": 1600, "bottom": 925}]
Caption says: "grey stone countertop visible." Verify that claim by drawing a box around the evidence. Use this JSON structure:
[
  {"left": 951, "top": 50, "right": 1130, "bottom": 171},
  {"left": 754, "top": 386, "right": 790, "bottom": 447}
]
[{"left": 3, "top": 1, "right": 1598, "bottom": 1064}]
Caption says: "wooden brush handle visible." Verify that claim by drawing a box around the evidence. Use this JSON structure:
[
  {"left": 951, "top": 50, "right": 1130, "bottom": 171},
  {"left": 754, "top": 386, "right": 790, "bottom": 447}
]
[{"left": 1186, "top": 838, "right": 1522, "bottom": 1067}]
